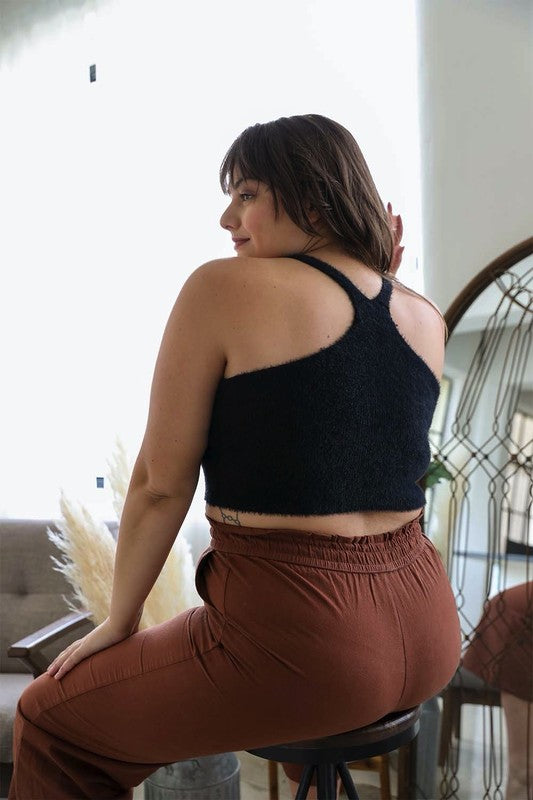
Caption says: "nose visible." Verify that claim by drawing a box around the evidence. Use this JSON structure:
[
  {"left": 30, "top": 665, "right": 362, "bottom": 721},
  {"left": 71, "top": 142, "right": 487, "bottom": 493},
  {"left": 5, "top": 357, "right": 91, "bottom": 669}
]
[{"left": 220, "top": 199, "right": 238, "bottom": 231}]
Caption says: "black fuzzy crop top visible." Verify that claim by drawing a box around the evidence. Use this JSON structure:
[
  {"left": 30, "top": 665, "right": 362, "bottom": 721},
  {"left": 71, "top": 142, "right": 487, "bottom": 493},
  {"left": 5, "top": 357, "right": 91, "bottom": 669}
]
[{"left": 201, "top": 253, "right": 441, "bottom": 514}]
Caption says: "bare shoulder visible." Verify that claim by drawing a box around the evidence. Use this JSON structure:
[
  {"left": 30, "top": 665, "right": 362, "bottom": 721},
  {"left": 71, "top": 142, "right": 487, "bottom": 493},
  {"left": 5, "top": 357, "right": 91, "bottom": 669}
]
[
  {"left": 181, "top": 257, "right": 279, "bottom": 350},
  {"left": 391, "top": 280, "right": 446, "bottom": 335},
  {"left": 176, "top": 257, "right": 247, "bottom": 323},
  {"left": 390, "top": 281, "right": 446, "bottom": 382},
  {"left": 190, "top": 256, "right": 284, "bottom": 311},
  {"left": 182, "top": 257, "right": 238, "bottom": 290},
  {"left": 187, "top": 256, "right": 266, "bottom": 294},
  {"left": 191, "top": 255, "right": 261, "bottom": 278}
]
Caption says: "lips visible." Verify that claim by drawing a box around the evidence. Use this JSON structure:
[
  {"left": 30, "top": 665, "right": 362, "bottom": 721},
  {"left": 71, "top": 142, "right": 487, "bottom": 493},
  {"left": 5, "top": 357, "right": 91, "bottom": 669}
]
[{"left": 233, "top": 238, "right": 250, "bottom": 249}]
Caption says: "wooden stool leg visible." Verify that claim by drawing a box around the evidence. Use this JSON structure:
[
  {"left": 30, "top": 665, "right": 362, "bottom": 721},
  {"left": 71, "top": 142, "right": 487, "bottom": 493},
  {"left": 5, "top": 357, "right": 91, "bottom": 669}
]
[
  {"left": 397, "top": 738, "right": 417, "bottom": 800},
  {"left": 378, "top": 754, "right": 391, "bottom": 800},
  {"left": 268, "top": 760, "right": 279, "bottom": 800}
]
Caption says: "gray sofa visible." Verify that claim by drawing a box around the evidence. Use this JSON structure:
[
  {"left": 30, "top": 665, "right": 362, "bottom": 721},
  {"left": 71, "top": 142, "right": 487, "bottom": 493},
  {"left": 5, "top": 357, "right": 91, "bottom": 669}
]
[{"left": 0, "top": 518, "right": 117, "bottom": 797}]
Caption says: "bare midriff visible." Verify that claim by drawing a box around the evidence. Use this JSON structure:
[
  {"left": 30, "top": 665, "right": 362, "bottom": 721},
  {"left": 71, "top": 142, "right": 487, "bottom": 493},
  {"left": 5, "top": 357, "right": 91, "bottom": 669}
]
[{"left": 205, "top": 504, "right": 425, "bottom": 538}]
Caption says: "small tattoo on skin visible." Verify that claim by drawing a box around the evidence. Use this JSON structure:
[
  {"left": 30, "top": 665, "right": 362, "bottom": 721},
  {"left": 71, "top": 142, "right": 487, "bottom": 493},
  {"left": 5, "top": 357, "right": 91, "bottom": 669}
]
[{"left": 219, "top": 508, "right": 241, "bottom": 526}]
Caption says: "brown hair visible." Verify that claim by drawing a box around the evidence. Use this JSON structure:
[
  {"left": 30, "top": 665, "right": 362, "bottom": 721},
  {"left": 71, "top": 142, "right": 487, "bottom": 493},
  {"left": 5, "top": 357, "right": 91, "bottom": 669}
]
[{"left": 220, "top": 114, "right": 448, "bottom": 342}]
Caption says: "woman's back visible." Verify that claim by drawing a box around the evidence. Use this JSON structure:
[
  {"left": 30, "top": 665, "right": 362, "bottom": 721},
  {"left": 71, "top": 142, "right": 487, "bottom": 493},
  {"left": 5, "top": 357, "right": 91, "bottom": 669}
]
[{"left": 205, "top": 250, "right": 446, "bottom": 537}]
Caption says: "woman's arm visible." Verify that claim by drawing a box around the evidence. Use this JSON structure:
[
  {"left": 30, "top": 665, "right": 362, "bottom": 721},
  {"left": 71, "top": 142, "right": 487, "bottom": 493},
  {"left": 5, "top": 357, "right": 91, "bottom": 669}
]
[
  {"left": 107, "top": 469, "right": 197, "bottom": 636},
  {"left": 108, "top": 259, "right": 230, "bottom": 635},
  {"left": 47, "top": 259, "right": 234, "bottom": 678}
]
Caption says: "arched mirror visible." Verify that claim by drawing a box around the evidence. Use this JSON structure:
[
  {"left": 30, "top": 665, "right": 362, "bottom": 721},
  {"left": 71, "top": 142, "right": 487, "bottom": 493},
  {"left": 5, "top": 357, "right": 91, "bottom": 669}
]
[{"left": 425, "top": 237, "right": 533, "bottom": 800}]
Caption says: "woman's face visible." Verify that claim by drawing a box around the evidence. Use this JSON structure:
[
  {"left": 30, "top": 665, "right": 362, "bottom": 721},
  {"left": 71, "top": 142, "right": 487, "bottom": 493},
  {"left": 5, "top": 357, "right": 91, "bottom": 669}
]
[{"left": 219, "top": 172, "right": 320, "bottom": 258}]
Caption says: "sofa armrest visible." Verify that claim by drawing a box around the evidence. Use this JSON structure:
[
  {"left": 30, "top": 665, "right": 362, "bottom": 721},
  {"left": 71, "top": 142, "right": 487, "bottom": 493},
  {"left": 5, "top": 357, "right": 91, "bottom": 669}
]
[{"left": 8, "top": 610, "right": 94, "bottom": 677}]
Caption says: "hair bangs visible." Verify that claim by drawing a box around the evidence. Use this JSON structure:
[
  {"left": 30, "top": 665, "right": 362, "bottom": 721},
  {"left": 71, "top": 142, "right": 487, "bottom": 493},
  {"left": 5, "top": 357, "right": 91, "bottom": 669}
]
[{"left": 219, "top": 126, "right": 267, "bottom": 195}]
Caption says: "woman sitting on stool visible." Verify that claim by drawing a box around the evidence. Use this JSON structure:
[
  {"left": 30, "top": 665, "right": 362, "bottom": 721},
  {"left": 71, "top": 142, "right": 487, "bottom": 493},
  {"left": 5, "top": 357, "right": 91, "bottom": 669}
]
[{"left": 10, "top": 114, "right": 461, "bottom": 800}]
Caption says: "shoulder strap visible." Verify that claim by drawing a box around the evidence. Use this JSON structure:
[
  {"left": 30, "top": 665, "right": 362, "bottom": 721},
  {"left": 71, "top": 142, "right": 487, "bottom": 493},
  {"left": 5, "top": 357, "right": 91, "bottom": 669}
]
[{"left": 288, "top": 253, "right": 392, "bottom": 309}]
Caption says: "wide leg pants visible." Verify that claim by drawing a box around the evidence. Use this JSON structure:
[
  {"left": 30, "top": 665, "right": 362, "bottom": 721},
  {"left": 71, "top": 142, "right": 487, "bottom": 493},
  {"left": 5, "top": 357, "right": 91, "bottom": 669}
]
[
  {"left": 462, "top": 581, "right": 533, "bottom": 702},
  {"left": 9, "top": 513, "right": 461, "bottom": 798}
]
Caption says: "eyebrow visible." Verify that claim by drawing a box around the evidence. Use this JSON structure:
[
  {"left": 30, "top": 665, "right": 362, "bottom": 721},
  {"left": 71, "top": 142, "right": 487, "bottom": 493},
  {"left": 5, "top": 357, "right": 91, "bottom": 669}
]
[{"left": 232, "top": 175, "right": 258, "bottom": 190}]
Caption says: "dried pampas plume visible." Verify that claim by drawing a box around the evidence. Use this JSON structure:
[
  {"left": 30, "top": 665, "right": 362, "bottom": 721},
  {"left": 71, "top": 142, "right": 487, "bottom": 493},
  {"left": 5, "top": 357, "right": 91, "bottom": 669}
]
[
  {"left": 48, "top": 438, "right": 201, "bottom": 631},
  {"left": 48, "top": 492, "right": 116, "bottom": 626}
]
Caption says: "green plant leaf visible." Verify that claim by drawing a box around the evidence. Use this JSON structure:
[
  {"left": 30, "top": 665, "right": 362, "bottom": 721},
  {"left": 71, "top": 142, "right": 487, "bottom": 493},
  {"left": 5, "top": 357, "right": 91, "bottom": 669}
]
[{"left": 424, "top": 458, "right": 453, "bottom": 488}]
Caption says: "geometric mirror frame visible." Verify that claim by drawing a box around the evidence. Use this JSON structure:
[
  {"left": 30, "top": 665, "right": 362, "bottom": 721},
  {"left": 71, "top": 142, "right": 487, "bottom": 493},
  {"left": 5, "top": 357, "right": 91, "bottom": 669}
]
[{"left": 425, "top": 236, "right": 533, "bottom": 800}]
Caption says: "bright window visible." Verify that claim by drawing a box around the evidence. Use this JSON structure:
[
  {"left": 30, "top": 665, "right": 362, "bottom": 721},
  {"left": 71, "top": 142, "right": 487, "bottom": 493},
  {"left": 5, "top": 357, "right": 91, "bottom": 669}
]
[{"left": 1, "top": 0, "right": 423, "bottom": 525}]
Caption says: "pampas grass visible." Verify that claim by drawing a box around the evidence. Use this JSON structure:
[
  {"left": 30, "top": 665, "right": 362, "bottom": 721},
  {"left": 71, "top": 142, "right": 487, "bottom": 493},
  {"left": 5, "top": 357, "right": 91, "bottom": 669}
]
[
  {"left": 140, "top": 532, "right": 199, "bottom": 629},
  {"left": 48, "top": 438, "right": 201, "bottom": 631},
  {"left": 48, "top": 492, "right": 116, "bottom": 625}
]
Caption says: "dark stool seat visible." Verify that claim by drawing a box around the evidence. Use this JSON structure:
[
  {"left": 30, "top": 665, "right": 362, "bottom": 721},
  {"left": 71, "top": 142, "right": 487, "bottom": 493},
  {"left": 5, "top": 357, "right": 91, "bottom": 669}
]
[{"left": 248, "top": 706, "right": 421, "bottom": 800}]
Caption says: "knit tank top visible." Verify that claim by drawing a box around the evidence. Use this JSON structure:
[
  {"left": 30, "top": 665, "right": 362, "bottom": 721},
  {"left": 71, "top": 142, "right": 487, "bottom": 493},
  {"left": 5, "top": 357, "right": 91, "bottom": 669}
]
[{"left": 201, "top": 253, "right": 441, "bottom": 514}]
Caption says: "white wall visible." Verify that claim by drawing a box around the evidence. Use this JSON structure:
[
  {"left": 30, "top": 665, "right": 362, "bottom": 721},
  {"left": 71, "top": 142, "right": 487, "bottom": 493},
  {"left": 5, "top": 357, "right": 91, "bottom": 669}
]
[
  {"left": 0, "top": 0, "right": 423, "bottom": 525},
  {"left": 416, "top": 0, "right": 533, "bottom": 314}
]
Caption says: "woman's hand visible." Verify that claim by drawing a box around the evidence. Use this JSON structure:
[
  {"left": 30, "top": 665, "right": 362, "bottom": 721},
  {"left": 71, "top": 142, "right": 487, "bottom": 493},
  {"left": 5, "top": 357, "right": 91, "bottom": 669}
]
[
  {"left": 46, "top": 613, "right": 141, "bottom": 681},
  {"left": 387, "top": 202, "right": 405, "bottom": 275}
]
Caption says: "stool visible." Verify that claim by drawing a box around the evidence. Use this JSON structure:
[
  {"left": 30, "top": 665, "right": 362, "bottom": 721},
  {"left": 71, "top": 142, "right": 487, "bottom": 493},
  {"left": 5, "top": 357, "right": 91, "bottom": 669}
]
[{"left": 248, "top": 706, "right": 421, "bottom": 800}]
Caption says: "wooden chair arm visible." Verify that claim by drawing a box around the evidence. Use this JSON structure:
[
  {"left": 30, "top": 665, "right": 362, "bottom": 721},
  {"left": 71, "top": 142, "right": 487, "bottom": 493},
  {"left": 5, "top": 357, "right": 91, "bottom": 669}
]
[{"left": 8, "top": 610, "right": 94, "bottom": 677}]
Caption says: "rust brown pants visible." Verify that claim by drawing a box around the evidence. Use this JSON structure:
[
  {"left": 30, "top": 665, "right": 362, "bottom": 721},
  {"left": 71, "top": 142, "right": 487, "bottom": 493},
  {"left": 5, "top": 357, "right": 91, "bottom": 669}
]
[
  {"left": 462, "top": 581, "right": 533, "bottom": 702},
  {"left": 9, "top": 512, "right": 461, "bottom": 799}
]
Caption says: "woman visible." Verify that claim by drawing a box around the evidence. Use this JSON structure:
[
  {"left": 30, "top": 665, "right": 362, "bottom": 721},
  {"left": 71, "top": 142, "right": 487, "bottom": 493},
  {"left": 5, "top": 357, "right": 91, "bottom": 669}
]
[{"left": 9, "top": 114, "right": 461, "bottom": 800}]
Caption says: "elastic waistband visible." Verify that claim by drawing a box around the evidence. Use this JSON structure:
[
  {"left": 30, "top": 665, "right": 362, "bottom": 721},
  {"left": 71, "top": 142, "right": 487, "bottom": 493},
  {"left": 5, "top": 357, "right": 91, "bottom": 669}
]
[{"left": 205, "top": 513, "right": 426, "bottom": 573}]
